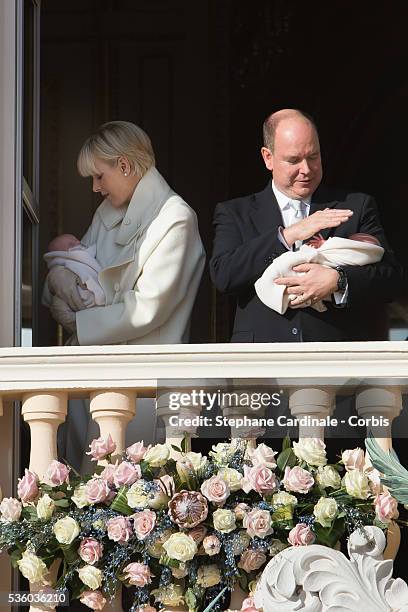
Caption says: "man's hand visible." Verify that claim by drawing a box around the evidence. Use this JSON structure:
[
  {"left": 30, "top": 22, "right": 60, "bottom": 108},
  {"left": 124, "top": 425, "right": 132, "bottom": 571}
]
[
  {"left": 274, "top": 263, "right": 339, "bottom": 308},
  {"left": 282, "top": 208, "right": 353, "bottom": 248},
  {"left": 47, "top": 265, "right": 85, "bottom": 311},
  {"left": 49, "top": 296, "right": 77, "bottom": 333}
]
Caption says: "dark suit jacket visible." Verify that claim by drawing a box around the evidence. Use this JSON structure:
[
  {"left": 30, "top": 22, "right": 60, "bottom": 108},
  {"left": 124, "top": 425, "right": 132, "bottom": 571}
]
[{"left": 210, "top": 182, "right": 403, "bottom": 342}]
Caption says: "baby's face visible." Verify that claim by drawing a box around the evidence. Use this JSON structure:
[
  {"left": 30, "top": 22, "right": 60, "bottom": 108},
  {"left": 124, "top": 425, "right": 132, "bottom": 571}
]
[
  {"left": 49, "top": 234, "right": 81, "bottom": 251},
  {"left": 349, "top": 233, "right": 380, "bottom": 246}
]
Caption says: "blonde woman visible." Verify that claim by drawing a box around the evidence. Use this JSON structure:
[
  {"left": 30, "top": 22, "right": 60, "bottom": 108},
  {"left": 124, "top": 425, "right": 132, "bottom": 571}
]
[
  {"left": 46, "top": 120, "right": 205, "bottom": 345},
  {"left": 44, "top": 121, "right": 205, "bottom": 472}
]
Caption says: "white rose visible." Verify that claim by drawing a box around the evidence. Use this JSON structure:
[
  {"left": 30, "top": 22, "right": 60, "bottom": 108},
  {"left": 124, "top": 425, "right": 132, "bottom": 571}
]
[
  {"left": 313, "top": 497, "right": 338, "bottom": 527},
  {"left": 162, "top": 532, "right": 197, "bottom": 562},
  {"left": 37, "top": 494, "right": 55, "bottom": 520},
  {"left": 209, "top": 442, "right": 235, "bottom": 465},
  {"left": 343, "top": 470, "right": 370, "bottom": 499},
  {"left": 248, "top": 443, "right": 277, "bottom": 468},
  {"left": 197, "top": 564, "right": 221, "bottom": 588},
  {"left": 17, "top": 550, "right": 48, "bottom": 584},
  {"left": 293, "top": 438, "right": 327, "bottom": 467},
  {"left": 272, "top": 492, "right": 298, "bottom": 507},
  {"left": 316, "top": 466, "right": 341, "bottom": 489},
  {"left": 71, "top": 484, "right": 89, "bottom": 509},
  {"left": 144, "top": 444, "right": 170, "bottom": 467},
  {"left": 78, "top": 564, "right": 103, "bottom": 590},
  {"left": 185, "top": 452, "right": 207, "bottom": 472},
  {"left": 54, "top": 516, "right": 80, "bottom": 544},
  {"left": 217, "top": 467, "right": 242, "bottom": 492},
  {"left": 213, "top": 508, "right": 236, "bottom": 533},
  {"left": 0, "top": 497, "right": 22, "bottom": 522},
  {"left": 127, "top": 481, "right": 149, "bottom": 508}
]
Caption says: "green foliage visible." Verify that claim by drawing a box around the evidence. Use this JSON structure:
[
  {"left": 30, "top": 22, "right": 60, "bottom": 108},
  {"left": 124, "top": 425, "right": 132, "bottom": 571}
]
[
  {"left": 276, "top": 447, "right": 297, "bottom": 474},
  {"left": 313, "top": 517, "right": 345, "bottom": 548}
]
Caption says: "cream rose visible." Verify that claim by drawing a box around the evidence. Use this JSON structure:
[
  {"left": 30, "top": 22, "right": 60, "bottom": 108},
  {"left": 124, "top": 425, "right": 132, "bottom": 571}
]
[
  {"left": 217, "top": 467, "right": 242, "bottom": 492},
  {"left": 127, "top": 481, "right": 149, "bottom": 509},
  {"left": 209, "top": 442, "right": 235, "bottom": 465},
  {"left": 144, "top": 444, "right": 170, "bottom": 467},
  {"left": 162, "top": 532, "right": 197, "bottom": 562},
  {"left": 54, "top": 516, "right": 80, "bottom": 544},
  {"left": 343, "top": 470, "right": 370, "bottom": 499},
  {"left": 36, "top": 494, "right": 55, "bottom": 520},
  {"left": 272, "top": 492, "right": 298, "bottom": 507},
  {"left": 293, "top": 438, "right": 327, "bottom": 466},
  {"left": 78, "top": 565, "right": 103, "bottom": 590},
  {"left": 315, "top": 465, "right": 341, "bottom": 489},
  {"left": 17, "top": 550, "right": 48, "bottom": 584},
  {"left": 213, "top": 508, "right": 236, "bottom": 533},
  {"left": 197, "top": 564, "right": 221, "bottom": 587},
  {"left": 71, "top": 484, "right": 89, "bottom": 509},
  {"left": 185, "top": 452, "right": 208, "bottom": 472},
  {"left": 313, "top": 497, "right": 338, "bottom": 527}
]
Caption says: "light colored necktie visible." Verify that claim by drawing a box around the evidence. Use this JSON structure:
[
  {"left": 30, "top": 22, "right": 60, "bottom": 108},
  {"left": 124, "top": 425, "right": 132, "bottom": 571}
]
[{"left": 289, "top": 200, "right": 306, "bottom": 250}]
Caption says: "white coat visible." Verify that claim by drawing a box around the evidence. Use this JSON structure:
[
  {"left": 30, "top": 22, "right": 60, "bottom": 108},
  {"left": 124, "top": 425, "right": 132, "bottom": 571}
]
[{"left": 75, "top": 166, "right": 205, "bottom": 345}]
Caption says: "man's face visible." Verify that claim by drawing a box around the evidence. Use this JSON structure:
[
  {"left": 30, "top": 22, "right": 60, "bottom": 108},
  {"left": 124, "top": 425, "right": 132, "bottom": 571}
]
[{"left": 262, "top": 118, "right": 323, "bottom": 199}]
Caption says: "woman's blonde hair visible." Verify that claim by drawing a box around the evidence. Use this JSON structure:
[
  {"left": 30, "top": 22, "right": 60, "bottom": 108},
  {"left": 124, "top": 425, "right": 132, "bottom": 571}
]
[{"left": 77, "top": 120, "right": 155, "bottom": 178}]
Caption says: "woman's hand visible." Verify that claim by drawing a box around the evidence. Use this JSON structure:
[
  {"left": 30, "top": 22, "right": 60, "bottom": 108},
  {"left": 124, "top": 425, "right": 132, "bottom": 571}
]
[
  {"left": 49, "top": 296, "right": 77, "bottom": 333},
  {"left": 282, "top": 208, "right": 353, "bottom": 247},
  {"left": 47, "top": 265, "right": 85, "bottom": 311}
]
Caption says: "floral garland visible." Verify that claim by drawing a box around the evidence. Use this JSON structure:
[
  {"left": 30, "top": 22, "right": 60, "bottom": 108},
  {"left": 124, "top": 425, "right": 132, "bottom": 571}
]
[{"left": 0, "top": 436, "right": 400, "bottom": 611}]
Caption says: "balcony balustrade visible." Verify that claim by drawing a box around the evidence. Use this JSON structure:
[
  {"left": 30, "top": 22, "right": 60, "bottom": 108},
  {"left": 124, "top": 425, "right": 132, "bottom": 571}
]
[{"left": 0, "top": 342, "right": 407, "bottom": 611}]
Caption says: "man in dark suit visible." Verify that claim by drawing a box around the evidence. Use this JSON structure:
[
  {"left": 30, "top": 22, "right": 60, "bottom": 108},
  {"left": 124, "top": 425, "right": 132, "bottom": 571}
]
[{"left": 210, "top": 109, "right": 402, "bottom": 342}]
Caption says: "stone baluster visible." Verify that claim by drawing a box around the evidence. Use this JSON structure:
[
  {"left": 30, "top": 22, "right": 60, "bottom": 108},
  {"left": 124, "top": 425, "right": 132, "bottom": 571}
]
[
  {"left": 89, "top": 390, "right": 136, "bottom": 459},
  {"left": 89, "top": 390, "right": 136, "bottom": 612},
  {"left": 355, "top": 386, "right": 402, "bottom": 561},
  {"left": 289, "top": 387, "right": 335, "bottom": 439},
  {"left": 22, "top": 392, "right": 68, "bottom": 478}
]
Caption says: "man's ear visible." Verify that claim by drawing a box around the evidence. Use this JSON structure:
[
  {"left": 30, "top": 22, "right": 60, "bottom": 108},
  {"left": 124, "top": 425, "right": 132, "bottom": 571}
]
[{"left": 261, "top": 147, "right": 274, "bottom": 171}]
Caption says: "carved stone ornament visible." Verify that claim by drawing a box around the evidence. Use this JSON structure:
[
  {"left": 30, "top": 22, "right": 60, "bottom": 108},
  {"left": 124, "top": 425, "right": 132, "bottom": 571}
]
[{"left": 254, "top": 526, "right": 408, "bottom": 611}]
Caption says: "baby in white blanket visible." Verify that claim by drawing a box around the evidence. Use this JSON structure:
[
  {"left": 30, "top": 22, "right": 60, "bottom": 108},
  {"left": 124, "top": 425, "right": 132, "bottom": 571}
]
[
  {"left": 255, "top": 233, "right": 384, "bottom": 314},
  {"left": 44, "top": 234, "right": 105, "bottom": 308}
]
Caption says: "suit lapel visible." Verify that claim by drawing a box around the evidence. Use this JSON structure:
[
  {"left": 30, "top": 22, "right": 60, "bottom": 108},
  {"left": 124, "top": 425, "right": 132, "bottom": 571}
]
[{"left": 250, "top": 182, "right": 284, "bottom": 235}]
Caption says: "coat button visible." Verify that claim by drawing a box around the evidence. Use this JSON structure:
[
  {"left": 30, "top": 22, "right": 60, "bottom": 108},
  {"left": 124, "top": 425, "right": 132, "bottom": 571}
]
[
  {"left": 123, "top": 218, "right": 131, "bottom": 225},
  {"left": 114, "top": 283, "right": 120, "bottom": 292},
  {"left": 291, "top": 327, "right": 298, "bottom": 335}
]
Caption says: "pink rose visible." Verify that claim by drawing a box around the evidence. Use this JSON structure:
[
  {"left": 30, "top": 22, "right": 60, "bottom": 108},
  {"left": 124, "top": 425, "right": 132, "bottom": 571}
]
[
  {"left": 342, "top": 448, "right": 365, "bottom": 472},
  {"left": 366, "top": 467, "right": 382, "bottom": 495},
  {"left": 42, "top": 460, "right": 70, "bottom": 486},
  {"left": 189, "top": 524, "right": 208, "bottom": 544},
  {"left": 248, "top": 443, "right": 277, "bottom": 468},
  {"left": 203, "top": 534, "right": 221, "bottom": 556},
  {"left": 243, "top": 509, "right": 273, "bottom": 539},
  {"left": 100, "top": 463, "right": 116, "bottom": 485},
  {"left": 241, "top": 596, "right": 261, "bottom": 612},
  {"left": 234, "top": 503, "right": 251, "bottom": 521},
  {"left": 113, "top": 462, "right": 141, "bottom": 487},
  {"left": 374, "top": 492, "right": 399, "bottom": 523},
  {"left": 0, "top": 497, "right": 22, "bottom": 522},
  {"left": 123, "top": 562, "right": 152, "bottom": 587},
  {"left": 283, "top": 466, "right": 314, "bottom": 494},
  {"left": 133, "top": 509, "right": 156, "bottom": 540},
  {"left": 107, "top": 516, "right": 133, "bottom": 544},
  {"left": 17, "top": 469, "right": 39, "bottom": 502},
  {"left": 87, "top": 434, "right": 116, "bottom": 461},
  {"left": 85, "top": 477, "right": 111, "bottom": 504},
  {"left": 288, "top": 523, "right": 315, "bottom": 546},
  {"left": 78, "top": 538, "right": 103, "bottom": 565},
  {"left": 126, "top": 441, "right": 150, "bottom": 463},
  {"left": 238, "top": 549, "right": 267, "bottom": 572},
  {"left": 201, "top": 475, "right": 230, "bottom": 505},
  {"left": 79, "top": 590, "right": 107, "bottom": 610},
  {"left": 242, "top": 465, "right": 278, "bottom": 495}
]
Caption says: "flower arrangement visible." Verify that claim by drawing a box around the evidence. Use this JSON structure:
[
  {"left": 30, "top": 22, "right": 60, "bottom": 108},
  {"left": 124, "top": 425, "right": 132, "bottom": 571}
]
[{"left": 0, "top": 436, "right": 401, "bottom": 611}]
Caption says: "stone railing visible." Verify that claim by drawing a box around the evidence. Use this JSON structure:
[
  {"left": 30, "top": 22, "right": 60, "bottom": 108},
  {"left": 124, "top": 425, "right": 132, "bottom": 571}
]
[{"left": 0, "top": 342, "right": 407, "bottom": 611}]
